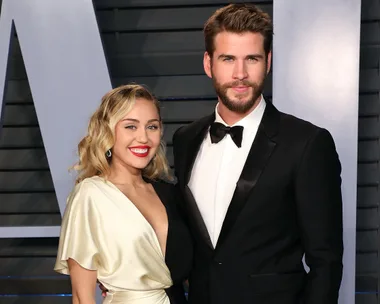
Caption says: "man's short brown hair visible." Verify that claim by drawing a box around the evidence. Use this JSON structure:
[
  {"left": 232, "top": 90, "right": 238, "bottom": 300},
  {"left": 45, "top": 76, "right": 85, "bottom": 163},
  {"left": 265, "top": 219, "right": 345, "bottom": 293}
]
[{"left": 204, "top": 3, "right": 273, "bottom": 57}]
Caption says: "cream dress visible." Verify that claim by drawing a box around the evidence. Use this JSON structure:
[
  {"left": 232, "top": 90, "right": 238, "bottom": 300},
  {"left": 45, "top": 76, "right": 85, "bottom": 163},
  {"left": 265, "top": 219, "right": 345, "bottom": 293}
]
[{"left": 54, "top": 176, "right": 173, "bottom": 304}]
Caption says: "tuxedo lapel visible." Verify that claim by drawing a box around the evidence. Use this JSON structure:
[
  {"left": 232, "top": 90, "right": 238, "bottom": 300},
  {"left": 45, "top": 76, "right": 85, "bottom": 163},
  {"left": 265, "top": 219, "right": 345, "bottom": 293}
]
[
  {"left": 184, "top": 185, "right": 214, "bottom": 250},
  {"left": 177, "top": 113, "right": 215, "bottom": 250},
  {"left": 182, "top": 114, "right": 215, "bottom": 185},
  {"left": 215, "top": 102, "right": 280, "bottom": 252}
]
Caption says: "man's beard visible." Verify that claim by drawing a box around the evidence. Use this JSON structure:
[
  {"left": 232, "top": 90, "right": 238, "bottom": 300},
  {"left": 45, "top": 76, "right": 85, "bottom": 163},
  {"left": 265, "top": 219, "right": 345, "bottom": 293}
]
[{"left": 212, "top": 75, "right": 266, "bottom": 114}]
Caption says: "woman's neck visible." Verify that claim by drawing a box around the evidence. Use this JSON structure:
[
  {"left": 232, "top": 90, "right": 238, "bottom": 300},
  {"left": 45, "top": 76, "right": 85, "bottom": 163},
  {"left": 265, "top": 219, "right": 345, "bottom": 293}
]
[{"left": 108, "top": 162, "right": 146, "bottom": 188}]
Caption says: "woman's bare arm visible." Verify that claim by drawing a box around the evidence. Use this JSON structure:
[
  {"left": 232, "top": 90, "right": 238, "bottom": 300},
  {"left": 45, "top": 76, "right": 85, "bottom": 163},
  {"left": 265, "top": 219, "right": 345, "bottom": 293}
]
[{"left": 68, "top": 258, "right": 97, "bottom": 304}]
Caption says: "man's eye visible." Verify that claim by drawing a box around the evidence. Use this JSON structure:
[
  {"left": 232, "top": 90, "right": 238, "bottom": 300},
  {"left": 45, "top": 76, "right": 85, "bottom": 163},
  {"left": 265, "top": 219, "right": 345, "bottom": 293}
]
[{"left": 223, "top": 57, "right": 233, "bottom": 62}]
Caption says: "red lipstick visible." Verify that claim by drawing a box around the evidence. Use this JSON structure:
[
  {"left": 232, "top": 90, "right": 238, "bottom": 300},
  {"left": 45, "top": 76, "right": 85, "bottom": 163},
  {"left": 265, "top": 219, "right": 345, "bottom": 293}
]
[{"left": 128, "top": 145, "right": 150, "bottom": 158}]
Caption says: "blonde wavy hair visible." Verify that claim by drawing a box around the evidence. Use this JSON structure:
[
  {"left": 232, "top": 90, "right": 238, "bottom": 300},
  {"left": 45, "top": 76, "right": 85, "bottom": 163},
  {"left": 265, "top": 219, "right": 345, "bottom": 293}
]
[{"left": 73, "top": 84, "right": 171, "bottom": 184}]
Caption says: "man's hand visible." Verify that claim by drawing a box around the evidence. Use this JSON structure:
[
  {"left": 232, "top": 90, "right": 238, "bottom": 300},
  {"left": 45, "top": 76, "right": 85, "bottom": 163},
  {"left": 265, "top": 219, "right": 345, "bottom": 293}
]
[{"left": 97, "top": 280, "right": 108, "bottom": 297}]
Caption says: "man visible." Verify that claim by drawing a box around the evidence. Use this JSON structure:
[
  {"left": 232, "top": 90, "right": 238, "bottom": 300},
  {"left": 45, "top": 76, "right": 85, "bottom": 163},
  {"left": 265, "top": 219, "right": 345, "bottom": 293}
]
[{"left": 172, "top": 3, "right": 343, "bottom": 304}]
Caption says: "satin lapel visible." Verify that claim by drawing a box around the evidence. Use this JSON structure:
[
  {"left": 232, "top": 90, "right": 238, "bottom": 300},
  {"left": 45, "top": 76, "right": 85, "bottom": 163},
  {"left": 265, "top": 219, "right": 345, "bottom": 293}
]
[
  {"left": 182, "top": 114, "right": 214, "bottom": 185},
  {"left": 178, "top": 114, "right": 215, "bottom": 250},
  {"left": 215, "top": 102, "right": 280, "bottom": 252},
  {"left": 184, "top": 185, "right": 214, "bottom": 250}
]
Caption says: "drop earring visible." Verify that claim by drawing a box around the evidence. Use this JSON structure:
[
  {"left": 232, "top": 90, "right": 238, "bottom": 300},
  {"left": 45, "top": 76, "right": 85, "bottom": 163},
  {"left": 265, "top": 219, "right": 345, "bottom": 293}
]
[{"left": 105, "top": 149, "right": 112, "bottom": 158}]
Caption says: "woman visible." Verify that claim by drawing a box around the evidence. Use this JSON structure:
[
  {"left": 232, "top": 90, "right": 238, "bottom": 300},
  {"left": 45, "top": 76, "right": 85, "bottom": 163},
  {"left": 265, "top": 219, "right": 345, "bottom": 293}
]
[{"left": 54, "top": 84, "right": 193, "bottom": 304}]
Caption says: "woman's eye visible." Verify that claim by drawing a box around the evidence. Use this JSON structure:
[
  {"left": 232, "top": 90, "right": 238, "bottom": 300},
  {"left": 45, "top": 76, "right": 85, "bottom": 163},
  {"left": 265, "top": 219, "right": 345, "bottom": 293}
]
[
  {"left": 147, "top": 125, "right": 159, "bottom": 130},
  {"left": 125, "top": 125, "right": 136, "bottom": 130}
]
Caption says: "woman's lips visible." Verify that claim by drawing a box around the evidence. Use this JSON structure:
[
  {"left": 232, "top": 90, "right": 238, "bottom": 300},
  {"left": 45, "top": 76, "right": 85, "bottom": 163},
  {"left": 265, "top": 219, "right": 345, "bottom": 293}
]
[{"left": 128, "top": 146, "right": 150, "bottom": 157}]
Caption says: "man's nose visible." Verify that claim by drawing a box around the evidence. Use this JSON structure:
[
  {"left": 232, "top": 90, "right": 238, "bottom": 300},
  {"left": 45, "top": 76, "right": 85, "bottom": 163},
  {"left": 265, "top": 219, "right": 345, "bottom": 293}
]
[{"left": 232, "top": 61, "right": 248, "bottom": 80}]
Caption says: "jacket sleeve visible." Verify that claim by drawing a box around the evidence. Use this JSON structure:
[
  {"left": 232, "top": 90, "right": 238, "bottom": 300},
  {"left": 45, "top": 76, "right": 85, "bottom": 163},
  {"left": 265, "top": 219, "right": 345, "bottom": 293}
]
[{"left": 295, "top": 128, "right": 343, "bottom": 304}]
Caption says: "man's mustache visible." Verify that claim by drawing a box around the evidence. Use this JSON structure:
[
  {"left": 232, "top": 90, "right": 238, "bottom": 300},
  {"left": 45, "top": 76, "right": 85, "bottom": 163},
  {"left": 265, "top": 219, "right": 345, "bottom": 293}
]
[{"left": 223, "top": 80, "right": 255, "bottom": 88}]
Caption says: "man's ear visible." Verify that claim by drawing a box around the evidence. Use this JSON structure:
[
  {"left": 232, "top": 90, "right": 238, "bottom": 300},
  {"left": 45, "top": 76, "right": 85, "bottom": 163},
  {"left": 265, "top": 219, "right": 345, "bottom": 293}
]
[
  {"left": 203, "top": 51, "right": 212, "bottom": 78},
  {"left": 266, "top": 50, "right": 272, "bottom": 74}
]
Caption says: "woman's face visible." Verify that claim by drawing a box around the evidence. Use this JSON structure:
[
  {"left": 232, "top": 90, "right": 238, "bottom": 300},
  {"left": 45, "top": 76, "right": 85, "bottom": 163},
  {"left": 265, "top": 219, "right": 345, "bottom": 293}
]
[{"left": 111, "top": 98, "right": 161, "bottom": 172}]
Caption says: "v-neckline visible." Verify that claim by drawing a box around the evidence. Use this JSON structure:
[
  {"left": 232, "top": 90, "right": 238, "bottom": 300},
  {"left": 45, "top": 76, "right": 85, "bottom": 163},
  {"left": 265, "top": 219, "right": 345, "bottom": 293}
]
[{"left": 96, "top": 176, "right": 169, "bottom": 259}]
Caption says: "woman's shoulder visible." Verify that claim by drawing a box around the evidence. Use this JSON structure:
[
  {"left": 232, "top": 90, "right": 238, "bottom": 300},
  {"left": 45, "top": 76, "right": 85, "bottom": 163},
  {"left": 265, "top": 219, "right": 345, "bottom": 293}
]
[
  {"left": 68, "top": 175, "right": 110, "bottom": 203},
  {"left": 75, "top": 175, "right": 109, "bottom": 190}
]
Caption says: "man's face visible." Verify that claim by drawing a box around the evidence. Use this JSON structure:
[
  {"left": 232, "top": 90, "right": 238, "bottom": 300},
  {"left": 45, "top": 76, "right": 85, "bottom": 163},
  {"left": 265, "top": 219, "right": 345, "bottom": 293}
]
[{"left": 204, "top": 31, "right": 271, "bottom": 114}]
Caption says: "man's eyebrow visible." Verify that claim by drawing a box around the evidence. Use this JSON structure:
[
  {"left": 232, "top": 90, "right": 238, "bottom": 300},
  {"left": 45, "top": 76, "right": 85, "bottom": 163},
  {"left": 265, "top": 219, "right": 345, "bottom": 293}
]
[
  {"left": 218, "top": 54, "right": 236, "bottom": 60},
  {"left": 217, "top": 54, "right": 265, "bottom": 60},
  {"left": 246, "top": 54, "right": 265, "bottom": 59}
]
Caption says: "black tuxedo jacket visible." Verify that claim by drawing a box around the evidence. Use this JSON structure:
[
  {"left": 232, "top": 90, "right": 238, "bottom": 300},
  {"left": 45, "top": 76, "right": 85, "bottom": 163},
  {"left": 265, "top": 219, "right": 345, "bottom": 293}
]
[{"left": 172, "top": 102, "right": 343, "bottom": 304}]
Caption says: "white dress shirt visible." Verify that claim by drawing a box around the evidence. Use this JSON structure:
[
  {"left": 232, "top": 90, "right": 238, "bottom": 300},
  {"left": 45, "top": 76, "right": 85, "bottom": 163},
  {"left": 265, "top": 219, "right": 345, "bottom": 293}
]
[{"left": 188, "top": 97, "right": 266, "bottom": 247}]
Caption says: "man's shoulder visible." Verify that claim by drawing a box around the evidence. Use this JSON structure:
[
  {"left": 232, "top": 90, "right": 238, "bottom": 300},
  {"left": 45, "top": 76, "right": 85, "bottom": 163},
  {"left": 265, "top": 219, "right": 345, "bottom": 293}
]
[
  {"left": 271, "top": 108, "right": 337, "bottom": 154},
  {"left": 173, "top": 114, "right": 213, "bottom": 143},
  {"left": 150, "top": 178, "right": 175, "bottom": 189},
  {"left": 276, "top": 108, "right": 326, "bottom": 139}
]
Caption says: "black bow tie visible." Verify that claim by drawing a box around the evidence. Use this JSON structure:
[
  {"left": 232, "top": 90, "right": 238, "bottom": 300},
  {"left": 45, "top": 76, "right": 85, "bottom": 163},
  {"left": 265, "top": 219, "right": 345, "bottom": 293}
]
[{"left": 209, "top": 122, "right": 244, "bottom": 148}]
